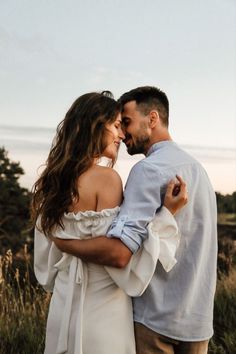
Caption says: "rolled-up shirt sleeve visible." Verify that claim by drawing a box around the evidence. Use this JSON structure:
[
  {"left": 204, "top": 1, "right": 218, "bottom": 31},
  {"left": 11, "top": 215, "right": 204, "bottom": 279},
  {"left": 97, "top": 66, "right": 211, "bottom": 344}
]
[{"left": 107, "top": 160, "right": 162, "bottom": 253}]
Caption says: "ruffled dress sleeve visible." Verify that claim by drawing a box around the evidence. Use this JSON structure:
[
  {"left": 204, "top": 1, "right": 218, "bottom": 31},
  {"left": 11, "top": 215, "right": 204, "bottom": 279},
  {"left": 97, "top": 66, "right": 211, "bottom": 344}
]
[
  {"left": 34, "top": 216, "right": 86, "bottom": 292},
  {"left": 105, "top": 206, "right": 180, "bottom": 296},
  {"left": 34, "top": 219, "right": 63, "bottom": 292}
]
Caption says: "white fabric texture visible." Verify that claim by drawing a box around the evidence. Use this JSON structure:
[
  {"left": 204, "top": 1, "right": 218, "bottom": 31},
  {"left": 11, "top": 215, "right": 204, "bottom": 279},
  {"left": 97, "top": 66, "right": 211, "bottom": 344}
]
[{"left": 34, "top": 206, "right": 180, "bottom": 354}]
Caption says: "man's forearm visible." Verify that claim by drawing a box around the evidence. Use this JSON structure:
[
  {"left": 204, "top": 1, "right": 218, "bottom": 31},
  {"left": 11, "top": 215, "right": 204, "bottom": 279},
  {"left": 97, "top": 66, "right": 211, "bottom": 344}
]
[{"left": 53, "top": 236, "right": 132, "bottom": 268}]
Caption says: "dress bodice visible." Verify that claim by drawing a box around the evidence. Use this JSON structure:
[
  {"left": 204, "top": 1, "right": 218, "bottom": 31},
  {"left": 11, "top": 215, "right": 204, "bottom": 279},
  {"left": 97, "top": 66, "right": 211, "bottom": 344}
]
[{"left": 58, "top": 207, "right": 120, "bottom": 239}]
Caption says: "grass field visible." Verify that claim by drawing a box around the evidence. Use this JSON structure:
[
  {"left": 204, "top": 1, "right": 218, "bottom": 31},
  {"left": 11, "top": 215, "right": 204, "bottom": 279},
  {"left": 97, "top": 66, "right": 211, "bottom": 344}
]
[
  {"left": 0, "top": 247, "right": 50, "bottom": 354},
  {"left": 0, "top": 218, "right": 236, "bottom": 354},
  {"left": 218, "top": 213, "right": 236, "bottom": 226}
]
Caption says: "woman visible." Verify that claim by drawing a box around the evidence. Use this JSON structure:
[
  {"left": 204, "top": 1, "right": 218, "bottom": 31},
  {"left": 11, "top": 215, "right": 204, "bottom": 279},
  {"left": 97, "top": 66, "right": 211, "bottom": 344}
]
[{"left": 32, "top": 91, "right": 187, "bottom": 354}]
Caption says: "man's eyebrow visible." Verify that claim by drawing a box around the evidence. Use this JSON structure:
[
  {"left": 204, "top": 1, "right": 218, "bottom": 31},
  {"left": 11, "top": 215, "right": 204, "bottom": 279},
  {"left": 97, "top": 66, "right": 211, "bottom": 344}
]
[{"left": 121, "top": 116, "right": 130, "bottom": 120}]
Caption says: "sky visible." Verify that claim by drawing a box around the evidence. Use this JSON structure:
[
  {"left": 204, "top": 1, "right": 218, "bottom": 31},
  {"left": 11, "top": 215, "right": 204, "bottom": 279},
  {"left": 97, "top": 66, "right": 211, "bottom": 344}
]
[{"left": 0, "top": 0, "right": 235, "bottom": 193}]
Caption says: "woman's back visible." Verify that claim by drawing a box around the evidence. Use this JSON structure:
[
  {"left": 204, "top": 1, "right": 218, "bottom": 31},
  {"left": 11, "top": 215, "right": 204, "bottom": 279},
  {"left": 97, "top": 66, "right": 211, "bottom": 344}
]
[{"left": 42, "top": 166, "right": 136, "bottom": 354}]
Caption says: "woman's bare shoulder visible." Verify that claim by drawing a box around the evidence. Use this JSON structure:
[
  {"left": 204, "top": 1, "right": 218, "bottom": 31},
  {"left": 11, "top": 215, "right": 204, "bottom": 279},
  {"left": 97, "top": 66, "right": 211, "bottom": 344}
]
[
  {"left": 78, "top": 165, "right": 122, "bottom": 187},
  {"left": 82, "top": 165, "right": 121, "bottom": 186},
  {"left": 73, "top": 166, "right": 123, "bottom": 212},
  {"left": 92, "top": 166, "right": 123, "bottom": 210}
]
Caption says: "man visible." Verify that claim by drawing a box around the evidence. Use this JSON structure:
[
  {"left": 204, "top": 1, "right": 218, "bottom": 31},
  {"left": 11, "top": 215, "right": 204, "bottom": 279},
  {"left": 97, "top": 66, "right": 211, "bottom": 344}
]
[{"left": 54, "top": 86, "right": 217, "bottom": 353}]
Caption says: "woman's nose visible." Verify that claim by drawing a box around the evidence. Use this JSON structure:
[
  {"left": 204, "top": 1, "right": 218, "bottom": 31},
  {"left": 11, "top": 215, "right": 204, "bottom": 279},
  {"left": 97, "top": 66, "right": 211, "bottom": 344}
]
[{"left": 119, "top": 127, "right": 125, "bottom": 140}]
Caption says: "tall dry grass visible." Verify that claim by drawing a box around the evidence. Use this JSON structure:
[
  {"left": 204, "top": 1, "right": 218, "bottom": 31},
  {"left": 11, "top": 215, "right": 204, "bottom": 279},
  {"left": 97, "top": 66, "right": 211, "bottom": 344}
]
[
  {"left": 209, "top": 270, "right": 236, "bottom": 353},
  {"left": 0, "top": 246, "right": 50, "bottom": 354},
  {"left": 0, "top": 245, "right": 236, "bottom": 354}
]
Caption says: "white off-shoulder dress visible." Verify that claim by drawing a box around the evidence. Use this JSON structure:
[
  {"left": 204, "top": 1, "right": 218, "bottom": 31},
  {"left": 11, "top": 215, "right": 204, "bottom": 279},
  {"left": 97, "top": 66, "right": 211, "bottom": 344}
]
[{"left": 34, "top": 207, "right": 180, "bottom": 354}]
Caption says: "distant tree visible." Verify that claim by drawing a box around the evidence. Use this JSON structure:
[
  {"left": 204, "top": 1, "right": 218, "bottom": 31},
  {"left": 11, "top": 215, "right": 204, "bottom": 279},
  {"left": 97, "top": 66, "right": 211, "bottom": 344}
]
[
  {"left": 216, "top": 192, "right": 236, "bottom": 213},
  {"left": 0, "top": 147, "right": 31, "bottom": 253}
]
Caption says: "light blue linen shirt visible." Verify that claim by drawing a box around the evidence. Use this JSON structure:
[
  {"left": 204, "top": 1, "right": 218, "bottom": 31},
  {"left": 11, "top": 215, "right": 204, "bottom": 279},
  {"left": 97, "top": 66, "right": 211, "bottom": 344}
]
[{"left": 107, "top": 141, "right": 217, "bottom": 341}]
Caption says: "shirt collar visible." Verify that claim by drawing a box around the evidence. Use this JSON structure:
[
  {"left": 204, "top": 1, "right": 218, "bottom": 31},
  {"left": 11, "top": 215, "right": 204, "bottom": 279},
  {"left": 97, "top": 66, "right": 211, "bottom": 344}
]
[{"left": 146, "top": 140, "right": 176, "bottom": 157}]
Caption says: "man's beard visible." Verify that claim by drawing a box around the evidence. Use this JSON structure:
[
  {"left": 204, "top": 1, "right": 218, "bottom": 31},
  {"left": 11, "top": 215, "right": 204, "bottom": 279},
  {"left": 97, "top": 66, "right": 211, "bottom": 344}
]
[{"left": 126, "top": 135, "right": 150, "bottom": 155}]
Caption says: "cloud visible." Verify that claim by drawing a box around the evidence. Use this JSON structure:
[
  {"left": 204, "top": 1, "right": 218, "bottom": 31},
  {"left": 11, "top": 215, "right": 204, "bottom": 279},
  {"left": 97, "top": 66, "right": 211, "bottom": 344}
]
[{"left": 0, "top": 25, "right": 52, "bottom": 53}]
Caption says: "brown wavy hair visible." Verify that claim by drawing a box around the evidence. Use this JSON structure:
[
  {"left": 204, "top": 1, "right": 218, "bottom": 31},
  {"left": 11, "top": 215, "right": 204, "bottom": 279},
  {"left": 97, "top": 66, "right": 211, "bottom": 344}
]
[{"left": 31, "top": 91, "right": 120, "bottom": 236}]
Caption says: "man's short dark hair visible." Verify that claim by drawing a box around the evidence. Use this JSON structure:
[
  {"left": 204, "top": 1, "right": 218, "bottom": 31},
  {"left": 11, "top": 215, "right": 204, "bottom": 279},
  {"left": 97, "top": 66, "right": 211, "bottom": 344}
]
[{"left": 118, "top": 86, "right": 169, "bottom": 127}]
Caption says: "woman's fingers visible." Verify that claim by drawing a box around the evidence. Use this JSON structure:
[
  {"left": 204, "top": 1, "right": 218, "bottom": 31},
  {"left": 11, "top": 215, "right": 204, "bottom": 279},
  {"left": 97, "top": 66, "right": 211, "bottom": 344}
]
[
  {"left": 176, "top": 175, "right": 188, "bottom": 203},
  {"left": 176, "top": 174, "right": 185, "bottom": 185},
  {"left": 166, "top": 175, "right": 186, "bottom": 197},
  {"left": 164, "top": 176, "right": 188, "bottom": 215},
  {"left": 165, "top": 179, "right": 176, "bottom": 197}
]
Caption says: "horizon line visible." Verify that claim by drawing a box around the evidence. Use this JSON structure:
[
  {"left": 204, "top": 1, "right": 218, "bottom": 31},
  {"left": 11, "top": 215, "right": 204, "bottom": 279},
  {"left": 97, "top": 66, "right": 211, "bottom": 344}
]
[{"left": 0, "top": 124, "right": 236, "bottom": 152}]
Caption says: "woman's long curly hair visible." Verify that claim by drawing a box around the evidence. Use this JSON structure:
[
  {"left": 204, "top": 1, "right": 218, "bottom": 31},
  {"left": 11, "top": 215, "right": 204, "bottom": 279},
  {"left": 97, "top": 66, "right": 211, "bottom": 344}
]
[{"left": 31, "top": 91, "right": 120, "bottom": 237}]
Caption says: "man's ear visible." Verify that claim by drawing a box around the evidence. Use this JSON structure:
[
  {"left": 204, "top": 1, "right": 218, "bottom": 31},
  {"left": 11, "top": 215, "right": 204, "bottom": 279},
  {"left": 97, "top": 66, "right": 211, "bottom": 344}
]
[{"left": 149, "top": 110, "right": 159, "bottom": 128}]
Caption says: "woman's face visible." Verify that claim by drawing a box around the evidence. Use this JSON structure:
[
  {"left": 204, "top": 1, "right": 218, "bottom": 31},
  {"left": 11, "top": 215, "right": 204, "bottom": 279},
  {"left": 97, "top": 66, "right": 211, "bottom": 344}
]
[{"left": 102, "top": 113, "right": 125, "bottom": 160}]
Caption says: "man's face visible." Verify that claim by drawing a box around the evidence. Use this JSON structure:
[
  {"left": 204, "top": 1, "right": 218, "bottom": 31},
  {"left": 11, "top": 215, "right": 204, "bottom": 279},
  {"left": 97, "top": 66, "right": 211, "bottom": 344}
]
[{"left": 121, "top": 101, "right": 151, "bottom": 155}]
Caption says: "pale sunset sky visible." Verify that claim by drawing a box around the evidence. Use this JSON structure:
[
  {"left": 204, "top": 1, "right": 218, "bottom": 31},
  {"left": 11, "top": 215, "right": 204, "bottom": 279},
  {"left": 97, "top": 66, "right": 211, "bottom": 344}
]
[{"left": 0, "top": 0, "right": 235, "bottom": 193}]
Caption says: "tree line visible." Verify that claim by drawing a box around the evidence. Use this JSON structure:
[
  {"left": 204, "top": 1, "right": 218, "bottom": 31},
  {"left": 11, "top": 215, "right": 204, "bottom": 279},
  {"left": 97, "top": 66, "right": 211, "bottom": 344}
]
[{"left": 216, "top": 192, "right": 236, "bottom": 214}]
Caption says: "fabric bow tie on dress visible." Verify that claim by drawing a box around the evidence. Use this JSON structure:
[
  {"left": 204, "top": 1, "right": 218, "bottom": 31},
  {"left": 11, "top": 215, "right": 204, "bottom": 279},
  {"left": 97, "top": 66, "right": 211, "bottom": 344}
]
[{"left": 54, "top": 254, "right": 87, "bottom": 354}]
